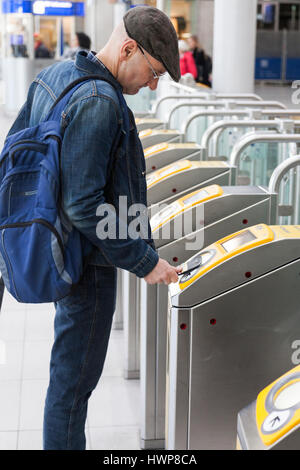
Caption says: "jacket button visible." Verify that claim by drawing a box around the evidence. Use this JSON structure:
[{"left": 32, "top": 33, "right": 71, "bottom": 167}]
[{"left": 142, "top": 171, "right": 146, "bottom": 176}]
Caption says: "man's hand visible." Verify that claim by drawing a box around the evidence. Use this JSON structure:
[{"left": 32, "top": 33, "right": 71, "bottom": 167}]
[{"left": 144, "top": 258, "right": 182, "bottom": 285}]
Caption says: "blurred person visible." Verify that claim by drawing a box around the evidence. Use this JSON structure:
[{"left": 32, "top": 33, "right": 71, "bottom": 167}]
[
  {"left": 63, "top": 32, "right": 91, "bottom": 60},
  {"left": 34, "top": 32, "right": 52, "bottom": 58},
  {"left": 6, "top": 6, "right": 181, "bottom": 450},
  {"left": 187, "top": 34, "right": 212, "bottom": 87},
  {"left": 178, "top": 39, "right": 197, "bottom": 80}
]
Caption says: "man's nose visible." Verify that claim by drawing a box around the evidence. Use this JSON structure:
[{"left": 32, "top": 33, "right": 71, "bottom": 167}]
[{"left": 148, "top": 78, "right": 159, "bottom": 91}]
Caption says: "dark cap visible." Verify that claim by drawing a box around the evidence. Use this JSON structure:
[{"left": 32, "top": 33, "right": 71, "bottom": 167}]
[{"left": 123, "top": 6, "right": 180, "bottom": 82}]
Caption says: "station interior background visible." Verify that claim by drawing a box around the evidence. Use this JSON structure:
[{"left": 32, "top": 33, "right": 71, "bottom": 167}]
[{"left": 0, "top": 0, "right": 300, "bottom": 450}]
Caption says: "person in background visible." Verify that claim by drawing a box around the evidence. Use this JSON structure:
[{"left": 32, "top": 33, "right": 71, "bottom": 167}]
[
  {"left": 187, "top": 34, "right": 212, "bottom": 87},
  {"left": 34, "top": 32, "right": 52, "bottom": 58},
  {"left": 63, "top": 32, "right": 91, "bottom": 60},
  {"left": 178, "top": 39, "right": 197, "bottom": 80}
]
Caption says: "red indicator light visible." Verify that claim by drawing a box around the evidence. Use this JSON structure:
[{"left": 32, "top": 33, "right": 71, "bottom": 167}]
[
  {"left": 242, "top": 219, "right": 248, "bottom": 224},
  {"left": 152, "top": 166, "right": 156, "bottom": 171},
  {"left": 172, "top": 188, "right": 177, "bottom": 193},
  {"left": 173, "top": 257, "right": 178, "bottom": 262},
  {"left": 245, "top": 271, "right": 252, "bottom": 278},
  {"left": 180, "top": 323, "right": 187, "bottom": 330},
  {"left": 210, "top": 319, "right": 217, "bottom": 325}
]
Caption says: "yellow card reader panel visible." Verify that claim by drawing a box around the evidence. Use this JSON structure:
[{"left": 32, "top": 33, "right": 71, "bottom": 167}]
[
  {"left": 144, "top": 142, "right": 199, "bottom": 158},
  {"left": 150, "top": 185, "right": 223, "bottom": 233},
  {"left": 178, "top": 225, "right": 300, "bottom": 291},
  {"left": 179, "top": 224, "right": 275, "bottom": 290},
  {"left": 139, "top": 129, "right": 179, "bottom": 139},
  {"left": 146, "top": 160, "right": 193, "bottom": 188},
  {"left": 146, "top": 160, "right": 227, "bottom": 189},
  {"left": 256, "top": 365, "right": 300, "bottom": 447},
  {"left": 144, "top": 143, "right": 169, "bottom": 157}
]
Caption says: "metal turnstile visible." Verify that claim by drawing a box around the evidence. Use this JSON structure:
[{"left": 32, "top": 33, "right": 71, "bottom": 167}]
[
  {"left": 140, "top": 186, "right": 277, "bottom": 449},
  {"left": 135, "top": 118, "right": 164, "bottom": 132},
  {"left": 166, "top": 224, "right": 300, "bottom": 450},
  {"left": 237, "top": 364, "right": 300, "bottom": 450},
  {"left": 112, "top": 269, "right": 123, "bottom": 330},
  {"left": 144, "top": 143, "right": 202, "bottom": 174},
  {"left": 123, "top": 160, "right": 237, "bottom": 380},
  {"left": 139, "top": 129, "right": 181, "bottom": 149},
  {"left": 147, "top": 160, "right": 236, "bottom": 208}
]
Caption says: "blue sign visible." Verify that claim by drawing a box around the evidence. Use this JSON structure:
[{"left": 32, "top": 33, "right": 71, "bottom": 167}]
[
  {"left": 286, "top": 58, "right": 300, "bottom": 81},
  {"left": 255, "top": 57, "right": 282, "bottom": 80},
  {"left": 32, "top": 1, "right": 84, "bottom": 16},
  {"left": 2, "top": 0, "right": 31, "bottom": 13},
  {"left": 2, "top": 0, "right": 84, "bottom": 16}
]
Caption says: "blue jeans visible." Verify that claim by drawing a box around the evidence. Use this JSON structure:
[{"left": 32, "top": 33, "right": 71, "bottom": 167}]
[{"left": 43, "top": 264, "right": 117, "bottom": 450}]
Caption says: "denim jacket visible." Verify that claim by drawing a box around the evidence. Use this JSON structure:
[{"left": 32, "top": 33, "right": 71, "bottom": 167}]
[{"left": 7, "top": 51, "right": 159, "bottom": 278}]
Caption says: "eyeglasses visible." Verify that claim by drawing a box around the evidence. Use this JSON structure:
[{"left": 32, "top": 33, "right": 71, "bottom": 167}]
[{"left": 137, "top": 45, "right": 165, "bottom": 80}]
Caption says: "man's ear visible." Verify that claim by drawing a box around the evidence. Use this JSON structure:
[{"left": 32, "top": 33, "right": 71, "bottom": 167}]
[{"left": 120, "top": 39, "right": 137, "bottom": 61}]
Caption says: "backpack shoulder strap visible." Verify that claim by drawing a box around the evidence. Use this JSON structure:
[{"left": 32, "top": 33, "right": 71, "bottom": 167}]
[{"left": 46, "top": 74, "right": 121, "bottom": 123}]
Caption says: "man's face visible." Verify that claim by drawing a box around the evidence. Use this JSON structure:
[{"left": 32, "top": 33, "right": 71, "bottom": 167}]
[{"left": 119, "top": 41, "right": 166, "bottom": 95}]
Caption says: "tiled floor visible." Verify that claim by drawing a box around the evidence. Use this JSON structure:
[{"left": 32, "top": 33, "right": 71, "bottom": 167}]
[
  {"left": 0, "top": 291, "right": 140, "bottom": 450},
  {"left": 0, "top": 81, "right": 298, "bottom": 450}
]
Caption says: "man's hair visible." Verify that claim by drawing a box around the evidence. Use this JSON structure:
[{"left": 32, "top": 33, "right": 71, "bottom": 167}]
[{"left": 76, "top": 32, "right": 91, "bottom": 50}]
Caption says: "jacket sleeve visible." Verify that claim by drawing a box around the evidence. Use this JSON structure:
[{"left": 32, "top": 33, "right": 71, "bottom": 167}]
[{"left": 61, "top": 93, "right": 159, "bottom": 278}]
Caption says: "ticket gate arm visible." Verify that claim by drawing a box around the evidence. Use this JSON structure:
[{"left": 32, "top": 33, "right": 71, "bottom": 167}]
[
  {"left": 201, "top": 119, "right": 295, "bottom": 160},
  {"left": 166, "top": 100, "right": 228, "bottom": 129},
  {"left": 152, "top": 93, "right": 263, "bottom": 118},
  {"left": 268, "top": 154, "right": 300, "bottom": 224},
  {"left": 229, "top": 132, "right": 300, "bottom": 169},
  {"left": 166, "top": 99, "right": 283, "bottom": 130},
  {"left": 218, "top": 93, "right": 263, "bottom": 101},
  {"left": 261, "top": 109, "right": 300, "bottom": 119},
  {"left": 151, "top": 94, "right": 209, "bottom": 117},
  {"left": 181, "top": 110, "right": 254, "bottom": 145},
  {"left": 269, "top": 154, "right": 300, "bottom": 195}
]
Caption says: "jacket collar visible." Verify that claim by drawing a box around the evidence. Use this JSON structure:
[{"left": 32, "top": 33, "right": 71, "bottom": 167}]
[{"left": 75, "top": 50, "right": 123, "bottom": 93}]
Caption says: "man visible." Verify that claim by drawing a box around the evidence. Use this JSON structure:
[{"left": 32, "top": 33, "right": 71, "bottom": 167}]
[{"left": 7, "top": 6, "right": 181, "bottom": 449}]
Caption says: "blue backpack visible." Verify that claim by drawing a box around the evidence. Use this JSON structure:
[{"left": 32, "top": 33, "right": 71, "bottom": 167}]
[{"left": 0, "top": 74, "right": 122, "bottom": 303}]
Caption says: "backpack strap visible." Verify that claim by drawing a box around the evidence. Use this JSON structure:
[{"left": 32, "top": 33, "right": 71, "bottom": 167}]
[
  {"left": 46, "top": 73, "right": 130, "bottom": 190},
  {"left": 46, "top": 74, "right": 125, "bottom": 123}
]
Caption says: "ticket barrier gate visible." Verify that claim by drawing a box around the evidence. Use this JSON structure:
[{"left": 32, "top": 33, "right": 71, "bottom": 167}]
[
  {"left": 166, "top": 100, "right": 286, "bottom": 131},
  {"left": 237, "top": 365, "right": 300, "bottom": 450},
  {"left": 148, "top": 93, "right": 265, "bottom": 122},
  {"left": 139, "top": 129, "right": 182, "bottom": 149},
  {"left": 166, "top": 224, "right": 300, "bottom": 450},
  {"left": 140, "top": 186, "right": 277, "bottom": 449},
  {"left": 122, "top": 160, "right": 237, "bottom": 379},
  {"left": 200, "top": 118, "right": 296, "bottom": 161},
  {"left": 147, "top": 160, "right": 236, "bottom": 208},
  {"left": 136, "top": 118, "right": 165, "bottom": 132},
  {"left": 144, "top": 143, "right": 202, "bottom": 174}
]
